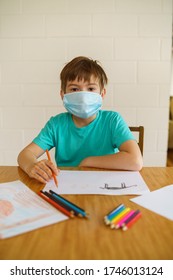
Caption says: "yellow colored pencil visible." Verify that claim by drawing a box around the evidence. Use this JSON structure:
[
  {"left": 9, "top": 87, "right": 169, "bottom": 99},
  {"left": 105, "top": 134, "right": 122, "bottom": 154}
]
[{"left": 110, "top": 208, "right": 131, "bottom": 229}]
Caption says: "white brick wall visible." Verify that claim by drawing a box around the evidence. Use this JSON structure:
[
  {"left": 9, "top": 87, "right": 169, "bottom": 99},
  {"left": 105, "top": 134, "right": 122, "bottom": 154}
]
[{"left": 0, "top": 0, "right": 172, "bottom": 166}]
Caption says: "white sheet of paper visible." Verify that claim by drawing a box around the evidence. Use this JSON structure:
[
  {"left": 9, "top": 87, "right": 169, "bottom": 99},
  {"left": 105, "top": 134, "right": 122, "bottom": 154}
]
[
  {"left": 130, "top": 185, "right": 173, "bottom": 220},
  {"left": 0, "top": 180, "right": 68, "bottom": 239},
  {"left": 44, "top": 170, "right": 150, "bottom": 195}
]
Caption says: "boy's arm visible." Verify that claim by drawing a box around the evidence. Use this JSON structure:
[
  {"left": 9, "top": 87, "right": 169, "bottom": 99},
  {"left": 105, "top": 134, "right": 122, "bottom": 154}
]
[
  {"left": 79, "top": 140, "right": 143, "bottom": 171},
  {"left": 17, "top": 143, "right": 58, "bottom": 184}
]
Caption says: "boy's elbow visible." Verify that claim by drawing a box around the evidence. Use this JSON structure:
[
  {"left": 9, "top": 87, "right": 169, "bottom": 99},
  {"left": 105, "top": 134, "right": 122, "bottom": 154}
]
[
  {"left": 133, "top": 156, "right": 143, "bottom": 171},
  {"left": 17, "top": 151, "right": 23, "bottom": 167}
]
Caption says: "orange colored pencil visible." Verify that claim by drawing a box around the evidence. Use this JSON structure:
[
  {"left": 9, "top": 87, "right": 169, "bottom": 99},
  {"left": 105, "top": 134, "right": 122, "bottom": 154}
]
[
  {"left": 38, "top": 191, "right": 74, "bottom": 218},
  {"left": 46, "top": 149, "right": 58, "bottom": 187}
]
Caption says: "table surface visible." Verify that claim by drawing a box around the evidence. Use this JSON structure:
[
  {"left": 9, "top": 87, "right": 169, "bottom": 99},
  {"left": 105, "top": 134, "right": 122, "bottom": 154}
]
[{"left": 0, "top": 166, "right": 173, "bottom": 260}]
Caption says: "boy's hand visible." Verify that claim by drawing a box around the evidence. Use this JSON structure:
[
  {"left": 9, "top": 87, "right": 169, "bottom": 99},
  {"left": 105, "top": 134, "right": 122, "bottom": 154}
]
[{"left": 26, "top": 159, "right": 59, "bottom": 184}]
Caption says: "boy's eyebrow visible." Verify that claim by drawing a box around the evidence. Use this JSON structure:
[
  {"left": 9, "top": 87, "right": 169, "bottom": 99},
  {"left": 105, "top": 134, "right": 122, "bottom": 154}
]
[{"left": 67, "top": 82, "right": 99, "bottom": 87}]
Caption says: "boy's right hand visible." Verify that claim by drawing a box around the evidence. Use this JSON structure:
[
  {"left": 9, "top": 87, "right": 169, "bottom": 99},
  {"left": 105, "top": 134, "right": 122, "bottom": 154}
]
[{"left": 26, "top": 159, "right": 59, "bottom": 184}]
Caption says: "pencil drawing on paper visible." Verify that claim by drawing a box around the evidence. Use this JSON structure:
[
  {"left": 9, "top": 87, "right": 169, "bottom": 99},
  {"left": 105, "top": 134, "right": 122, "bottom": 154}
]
[{"left": 100, "top": 183, "right": 138, "bottom": 190}]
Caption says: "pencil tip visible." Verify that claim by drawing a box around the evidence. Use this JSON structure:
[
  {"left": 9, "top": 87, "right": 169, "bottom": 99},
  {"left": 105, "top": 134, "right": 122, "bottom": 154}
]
[{"left": 85, "top": 214, "right": 90, "bottom": 219}]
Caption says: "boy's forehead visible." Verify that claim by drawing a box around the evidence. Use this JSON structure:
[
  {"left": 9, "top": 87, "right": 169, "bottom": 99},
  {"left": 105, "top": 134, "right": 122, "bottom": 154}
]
[{"left": 66, "top": 76, "right": 99, "bottom": 86}]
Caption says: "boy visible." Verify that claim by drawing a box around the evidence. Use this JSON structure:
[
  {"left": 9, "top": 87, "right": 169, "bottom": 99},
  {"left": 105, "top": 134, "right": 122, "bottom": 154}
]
[{"left": 18, "top": 56, "right": 143, "bottom": 184}]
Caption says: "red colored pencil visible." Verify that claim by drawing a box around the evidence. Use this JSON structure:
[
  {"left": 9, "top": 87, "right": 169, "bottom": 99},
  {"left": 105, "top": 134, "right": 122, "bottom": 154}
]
[
  {"left": 122, "top": 211, "right": 142, "bottom": 231},
  {"left": 38, "top": 191, "right": 74, "bottom": 218}
]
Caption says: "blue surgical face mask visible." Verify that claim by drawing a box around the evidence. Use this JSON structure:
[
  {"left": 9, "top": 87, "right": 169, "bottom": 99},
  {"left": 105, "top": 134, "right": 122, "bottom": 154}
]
[{"left": 63, "top": 91, "right": 102, "bottom": 119}]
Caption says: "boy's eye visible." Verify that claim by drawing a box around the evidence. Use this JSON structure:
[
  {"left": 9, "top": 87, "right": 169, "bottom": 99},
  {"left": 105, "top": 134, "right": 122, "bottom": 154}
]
[
  {"left": 88, "top": 87, "right": 95, "bottom": 91},
  {"left": 71, "top": 87, "right": 79, "bottom": 92}
]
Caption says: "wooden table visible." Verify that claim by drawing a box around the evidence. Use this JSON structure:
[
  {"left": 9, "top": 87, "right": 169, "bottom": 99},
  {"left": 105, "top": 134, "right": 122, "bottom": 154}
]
[{"left": 0, "top": 166, "right": 173, "bottom": 260}]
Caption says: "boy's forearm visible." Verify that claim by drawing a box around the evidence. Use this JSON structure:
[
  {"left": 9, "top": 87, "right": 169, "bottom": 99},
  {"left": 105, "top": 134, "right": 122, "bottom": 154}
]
[
  {"left": 79, "top": 152, "right": 143, "bottom": 171},
  {"left": 17, "top": 149, "right": 38, "bottom": 174},
  {"left": 18, "top": 147, "right": 58, "bottom": 184}
]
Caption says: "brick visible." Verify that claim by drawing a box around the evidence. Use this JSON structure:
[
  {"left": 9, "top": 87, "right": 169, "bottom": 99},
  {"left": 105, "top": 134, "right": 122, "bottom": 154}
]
[
  {"left": 0, "top": 15, "right": 45, "bottom": 37},
  {"left": 67, "top": 0, "right": 115, "bottom": 13},
  {"left": 0, "top": 85, "right": 22, "bottom": 106},
  {"left": 93, "top": 15, "right": 138, "bottom": 36},
  {"left": 67, "top": 38, "right": 114, "bottom": 60},
  {"left": 21, "top": 0, "right": 67, "bottom": 14},
  {"left": 138, "top": 62, "right": 171, "bottom": 83},
  {"left": 137, "top": 108, "right": 169, "bottom": 129},
  {"left": 46, "top": 15, "right": 91, "bottom": 36},
  {"left": 115, "top": 38, "right": 160, "bottom": 60},
  {"left": 22, "top": 38, "right": 66, "bottom": 60},
  {"left": 113, "top": 85, "right": 159, "bottom": 107},
  {"left": 0, "top": 129, "right": 23, "bottom": 150},
  {"left": 22, "top": 85, "right": 60, "bottom": 106},
  {"left": 104, "top": 61, "right": 136, "bottom": 83},
  {"left": 139, "top": 15, "right": 172, "bottom": 37},
  {"left": 0, "top": 0, "right": 21, "bottom": 14},
  {"left": 0, "top": 39, "right": 21, "bottom": 60},
  {"left": 2, "top": 107, "right": 46, "bottom": 129},
  {"left": 116, "top": 0, "right": 162, "bottom": 13}
]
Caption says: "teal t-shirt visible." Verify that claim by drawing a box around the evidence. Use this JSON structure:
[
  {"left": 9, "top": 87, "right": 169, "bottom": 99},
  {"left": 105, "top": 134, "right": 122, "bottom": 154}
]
[{"left": 33, "top": 110, "right": 135, "bottom": 166}]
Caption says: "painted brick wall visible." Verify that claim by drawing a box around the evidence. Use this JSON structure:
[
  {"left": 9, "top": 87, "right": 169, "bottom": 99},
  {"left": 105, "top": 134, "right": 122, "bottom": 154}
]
[{"left": 0, "top": 0, "right": 172, "bottom": 166}]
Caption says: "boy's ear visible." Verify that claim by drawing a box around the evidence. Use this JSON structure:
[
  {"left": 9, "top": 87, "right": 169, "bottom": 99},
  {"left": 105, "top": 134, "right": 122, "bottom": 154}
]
[
  {"left": 101, "top": 88, "right": 106, "bottom": 99},
  {"left": 60, "top": 90, "right": 64, "bottom": 100}
]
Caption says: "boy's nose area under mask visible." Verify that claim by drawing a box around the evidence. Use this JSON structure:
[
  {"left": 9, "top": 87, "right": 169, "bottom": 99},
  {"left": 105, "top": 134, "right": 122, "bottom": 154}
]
[{"left": 63, "top": 91, "right": 102, "bottom": 119}]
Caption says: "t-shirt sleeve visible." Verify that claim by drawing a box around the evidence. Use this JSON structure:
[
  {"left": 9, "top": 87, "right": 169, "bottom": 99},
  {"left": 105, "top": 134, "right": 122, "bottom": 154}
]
[
  {"left": 111, "top": 113, "right": 135, "bottom": 149},
  {"left": 32, "top": 117, "right": 55, "bottom": 151}
]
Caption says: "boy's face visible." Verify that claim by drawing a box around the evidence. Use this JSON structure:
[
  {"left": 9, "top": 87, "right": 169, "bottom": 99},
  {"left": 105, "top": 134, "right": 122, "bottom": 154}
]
[{"left": 60, "top": 75, "right": 106, "bottom": 98}]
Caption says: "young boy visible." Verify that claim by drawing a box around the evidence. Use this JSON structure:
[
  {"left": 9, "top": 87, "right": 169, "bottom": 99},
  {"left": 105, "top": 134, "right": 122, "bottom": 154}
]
[{"left": 18, "top": 56, "right": 143, "bottom": 184}]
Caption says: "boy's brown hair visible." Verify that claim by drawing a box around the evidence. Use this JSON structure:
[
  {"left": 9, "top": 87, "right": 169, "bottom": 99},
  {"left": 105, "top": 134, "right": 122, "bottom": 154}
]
[{"left": 60, "top": 56, "right": 108, "bottom": 92}]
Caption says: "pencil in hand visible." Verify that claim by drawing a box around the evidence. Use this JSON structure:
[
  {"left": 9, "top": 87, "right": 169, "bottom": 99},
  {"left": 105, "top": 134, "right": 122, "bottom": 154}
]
[{"left": 46, "top": 149, "right": 58, "bottom": 187}]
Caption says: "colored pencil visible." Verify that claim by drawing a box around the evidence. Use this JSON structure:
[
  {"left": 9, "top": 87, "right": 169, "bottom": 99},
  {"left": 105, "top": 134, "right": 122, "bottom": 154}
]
[
  {"left": 115, "top": 210, "right": 135, "bottom": 229},
  {"left": 49, "top": 190, "right": 89, "bottom": 218},
  {"left": 42, "top": 191, "right": 75, "bottom": 215},
  {"left": 104, "top": 204, "right": 125, "bottom": 225},
  {"left": 122, "top": 210, "right": 141, "bottom": 231},
  {"left": 106, "top": 205, "right": 125, "bottom": 223},
  {"left": 110, "top": 207, "right": 131, "bottom": 229},
  {"left": 38, "top": 191, "right": 74, "bottom": 218},
  {"left": 46, "top": 149, "right": 58, "bottom": 187},
  {"left": 121, "top": 209, "right": 140, "bottom": 226}
]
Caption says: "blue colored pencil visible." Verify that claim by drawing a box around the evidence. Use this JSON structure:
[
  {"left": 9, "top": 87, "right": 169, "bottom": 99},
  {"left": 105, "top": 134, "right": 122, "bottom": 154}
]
[
  {"left": 42, "top": 191, "right": 75, "bottom": 214},
  {"left": 49, "top": 190, "right": 89, "bottom": 218},
  {"left": 104, "top": 204, "right": 125, "bottom": 225}
]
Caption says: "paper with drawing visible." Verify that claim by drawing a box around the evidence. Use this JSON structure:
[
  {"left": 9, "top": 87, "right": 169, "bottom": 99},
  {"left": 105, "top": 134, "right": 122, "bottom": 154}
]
[
  {"left": 0, "top": 180, "right": 68, "bottom": 239},
  {"left": 44, "top": 170, "right": 150, "bottom": 195}
]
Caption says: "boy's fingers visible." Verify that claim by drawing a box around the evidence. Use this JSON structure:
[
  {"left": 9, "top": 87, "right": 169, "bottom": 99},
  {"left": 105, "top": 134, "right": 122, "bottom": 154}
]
[
  {"left": 45, "top": 160, "right": 59, "bottom": 175},
  {"left": 30, "top": 166, "right": 49, "bottom": 182},
  {"left": 33, "top": 173, "right": 48, "bottom": 184},
  {"left": 27, "top": 160, "right": 59, "bottom": 184},
  {"left": 28, "top": 162, "right": 50, "bottom": 182},
  {"left": 38, "top": 160, "right": 53, "bottom": 179},
  {"left": 28, "top": 167, "right": 48, "bottom": 184}
]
